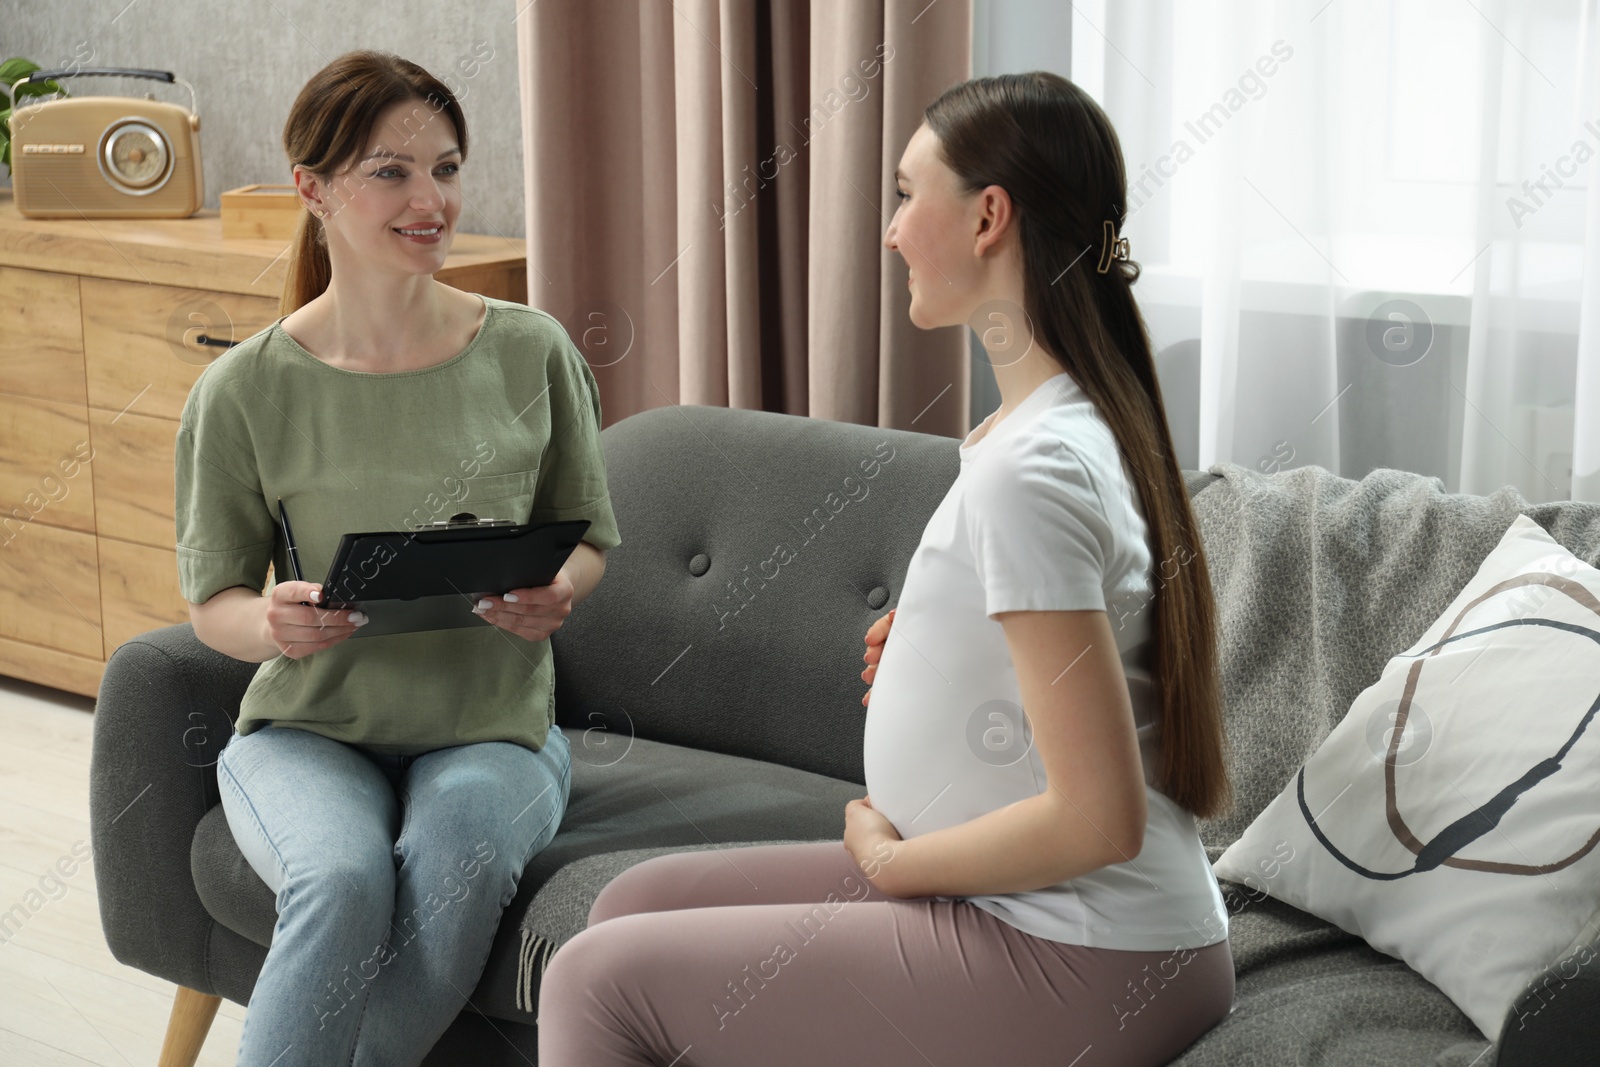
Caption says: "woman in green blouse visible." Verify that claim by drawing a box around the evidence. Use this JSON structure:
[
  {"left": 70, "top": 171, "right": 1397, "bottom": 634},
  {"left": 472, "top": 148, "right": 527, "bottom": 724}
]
[{"left": 177, "top": 50, "right": 620, "bottom": 1067}]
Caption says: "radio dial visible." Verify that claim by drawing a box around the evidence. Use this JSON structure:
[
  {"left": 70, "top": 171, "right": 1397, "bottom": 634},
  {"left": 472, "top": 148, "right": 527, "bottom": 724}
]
[{"left": 103, "top": 122, "right": 170, "bottom": 189}]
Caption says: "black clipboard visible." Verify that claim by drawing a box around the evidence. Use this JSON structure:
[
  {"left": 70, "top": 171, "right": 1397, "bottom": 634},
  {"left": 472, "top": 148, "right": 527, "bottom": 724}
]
[{"left": 276, "top": 497, "right": 590, "bottom": 640}]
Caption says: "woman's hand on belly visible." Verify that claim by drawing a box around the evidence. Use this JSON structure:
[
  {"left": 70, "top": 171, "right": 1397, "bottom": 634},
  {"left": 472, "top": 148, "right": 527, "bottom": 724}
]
[
  {"left": 860, "top": 608, "right": 896, "bottom": 706},
  {"left": 844, "top": 795, "right": 907, "bottom": 895}
]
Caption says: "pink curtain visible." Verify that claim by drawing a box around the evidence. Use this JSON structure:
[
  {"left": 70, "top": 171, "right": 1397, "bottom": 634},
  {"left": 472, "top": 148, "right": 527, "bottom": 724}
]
[{"left": 515, "top": 0, "right": 973, "bottom": 437}]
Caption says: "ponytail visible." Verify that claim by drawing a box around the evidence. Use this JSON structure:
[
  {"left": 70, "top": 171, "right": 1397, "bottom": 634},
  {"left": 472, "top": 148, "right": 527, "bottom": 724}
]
[{"left": 280, "top": 204, "right": 332, "bottom": 317}]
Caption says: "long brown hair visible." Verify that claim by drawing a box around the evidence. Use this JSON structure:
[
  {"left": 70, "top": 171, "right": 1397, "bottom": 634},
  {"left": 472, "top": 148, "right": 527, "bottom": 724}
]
[
  {"left": 926, "top": 72, "right": 1231, "bottom": 820},
  {"left": 279, "top": 50, "right": 469, "bottom": 317}
]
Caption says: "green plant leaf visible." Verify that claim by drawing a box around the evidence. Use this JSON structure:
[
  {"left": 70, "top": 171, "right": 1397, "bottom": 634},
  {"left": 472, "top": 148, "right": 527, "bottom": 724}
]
[
  {"left": 0, "top": 58, "right": 40, "bottom": 90},
  {"left": 0, "top": 59, "right": 72, "bottom": 176},
  {"left": 14, "top": 79, "right": 64, "bottom": 102},
  {"left": 2, "top": 59, "right": 65, "bottom": 106}
]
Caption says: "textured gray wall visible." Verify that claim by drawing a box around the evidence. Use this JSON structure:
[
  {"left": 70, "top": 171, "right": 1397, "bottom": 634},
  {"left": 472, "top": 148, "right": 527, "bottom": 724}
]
[{"left": 4, "top": 0, "right": 527, "bottom": 239}]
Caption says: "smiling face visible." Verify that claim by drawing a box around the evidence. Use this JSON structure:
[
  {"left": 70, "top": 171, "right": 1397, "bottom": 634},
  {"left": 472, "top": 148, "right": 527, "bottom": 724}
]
[
  {"left": 297, "top": 96, "right": 463, "bottom": 273},
  {"left": 883, "top": 123, "right": 992, "bottom": 330}
]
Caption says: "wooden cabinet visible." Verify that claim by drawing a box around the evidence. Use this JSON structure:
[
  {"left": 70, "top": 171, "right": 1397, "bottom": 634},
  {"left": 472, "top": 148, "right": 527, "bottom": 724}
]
[{"left": 0, "top": 190, "right": 528, "bottom": 697}]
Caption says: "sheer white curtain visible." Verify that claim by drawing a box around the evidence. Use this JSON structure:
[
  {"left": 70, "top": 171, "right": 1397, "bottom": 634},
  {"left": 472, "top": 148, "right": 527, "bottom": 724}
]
[{"left": 1070, "top": 0, "right": 1600, "bottom": 503}]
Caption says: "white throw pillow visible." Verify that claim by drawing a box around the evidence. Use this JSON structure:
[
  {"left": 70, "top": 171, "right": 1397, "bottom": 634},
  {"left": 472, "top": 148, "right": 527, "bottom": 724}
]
[{"left": 1213, "top": 513, "right": 1600, "bottom": 1041}]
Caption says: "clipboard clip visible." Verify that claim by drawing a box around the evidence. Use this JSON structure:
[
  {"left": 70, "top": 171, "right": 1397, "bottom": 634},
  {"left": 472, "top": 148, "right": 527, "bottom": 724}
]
[{"left": 407, "top": 512, "right": 520, "bottom": 531}]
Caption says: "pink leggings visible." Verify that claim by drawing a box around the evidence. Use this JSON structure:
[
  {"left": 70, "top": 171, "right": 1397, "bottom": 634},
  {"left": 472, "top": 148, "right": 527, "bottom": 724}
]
[{"left": 537, "top": 841, "right": 1233, "bottom": 1066}]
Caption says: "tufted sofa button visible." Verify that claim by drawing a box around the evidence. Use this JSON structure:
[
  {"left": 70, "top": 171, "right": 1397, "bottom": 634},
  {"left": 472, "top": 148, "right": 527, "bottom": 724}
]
[
  {"left": 688, "top": 553, "right": 710, "bottom": 577},
  {"left": 867, "top": 585, "right": 889, "bottom": 609}
]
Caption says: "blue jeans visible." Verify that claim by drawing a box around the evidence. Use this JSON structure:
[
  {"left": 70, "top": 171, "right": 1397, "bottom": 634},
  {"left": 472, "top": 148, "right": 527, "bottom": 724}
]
[{"left": 217, "top": 720, "right": 571, "bottom": 1067}]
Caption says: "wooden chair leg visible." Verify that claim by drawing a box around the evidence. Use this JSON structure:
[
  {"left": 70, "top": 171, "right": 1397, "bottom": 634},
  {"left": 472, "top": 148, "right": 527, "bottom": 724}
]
[{"left": 158, "top": 985, "right": 222, "bottom": 1067}]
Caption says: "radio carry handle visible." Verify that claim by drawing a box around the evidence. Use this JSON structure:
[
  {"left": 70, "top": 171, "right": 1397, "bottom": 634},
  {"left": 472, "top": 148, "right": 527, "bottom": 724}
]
[{"left": 3, "top": 67, "right": 197, "bottom": 115}]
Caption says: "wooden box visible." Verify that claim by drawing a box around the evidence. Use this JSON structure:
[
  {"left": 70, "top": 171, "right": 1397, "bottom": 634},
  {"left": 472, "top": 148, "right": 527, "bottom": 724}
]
[{"left": 220, "top": 184, "right": 302, "bottom": 241}]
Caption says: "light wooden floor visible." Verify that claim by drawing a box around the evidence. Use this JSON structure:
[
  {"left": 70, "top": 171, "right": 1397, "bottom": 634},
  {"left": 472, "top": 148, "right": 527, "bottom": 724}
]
[{"left": 0, "top": 675, "right": 246, "bottom": 1066}]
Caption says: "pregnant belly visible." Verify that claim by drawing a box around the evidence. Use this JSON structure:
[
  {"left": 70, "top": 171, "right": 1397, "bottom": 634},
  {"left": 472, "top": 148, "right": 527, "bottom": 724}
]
[{"left": 863, "top": 695, "right": 1042, "bottom": 839}]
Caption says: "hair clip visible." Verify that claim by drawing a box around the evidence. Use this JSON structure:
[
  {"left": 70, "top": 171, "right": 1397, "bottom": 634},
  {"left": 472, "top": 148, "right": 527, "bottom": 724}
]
[{"left": 1096, "top": 219, "right": 1131, "bottom": 274}]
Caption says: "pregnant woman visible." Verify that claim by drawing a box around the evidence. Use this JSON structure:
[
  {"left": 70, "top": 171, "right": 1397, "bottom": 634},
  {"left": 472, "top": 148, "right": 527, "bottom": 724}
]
[
  {"left": 538, "top": 71, "right": 1233, "bottom": 1067},
  {"left": 177, "top": 51, "right": 620, "bottom": 1067}
]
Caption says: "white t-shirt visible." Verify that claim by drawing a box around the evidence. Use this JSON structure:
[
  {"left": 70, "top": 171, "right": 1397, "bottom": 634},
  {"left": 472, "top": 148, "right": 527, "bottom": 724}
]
[{"left": 862, "top": 371, "right": 1228, "bottom": 951}]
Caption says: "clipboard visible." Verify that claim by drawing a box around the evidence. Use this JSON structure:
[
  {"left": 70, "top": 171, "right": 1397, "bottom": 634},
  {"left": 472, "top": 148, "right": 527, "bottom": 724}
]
[{"left": 276, "top": 497, "right": 590, "bottom": 640}]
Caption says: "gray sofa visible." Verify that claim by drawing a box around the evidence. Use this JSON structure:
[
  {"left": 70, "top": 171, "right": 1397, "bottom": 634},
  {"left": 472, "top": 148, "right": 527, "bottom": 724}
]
[{"left": 90, "top": 404, "right": 1596, "bottom": 1065}]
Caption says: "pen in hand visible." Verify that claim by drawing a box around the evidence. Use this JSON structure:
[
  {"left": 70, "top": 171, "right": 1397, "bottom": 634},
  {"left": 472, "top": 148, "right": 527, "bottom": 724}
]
[
  {"left": 277, "top": 497, "right": 361, "bottom": 617},
  {"left": 276, "top": 497, "right": 316, "bottom": 607}
]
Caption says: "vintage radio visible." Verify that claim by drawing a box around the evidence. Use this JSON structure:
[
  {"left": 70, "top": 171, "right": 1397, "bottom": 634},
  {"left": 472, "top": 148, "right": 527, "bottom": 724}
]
[{"left": 4, "top": 66, "right": 203, "bottom": 218}]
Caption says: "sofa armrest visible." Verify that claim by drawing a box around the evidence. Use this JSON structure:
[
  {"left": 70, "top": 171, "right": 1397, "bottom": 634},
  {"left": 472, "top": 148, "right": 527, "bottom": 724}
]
[
  {"left": 1496, "top": 920, "right": 1600, "bottom": 1066},
  {"left": 89, "top": 623, "right": 258, "bottom": 994}
]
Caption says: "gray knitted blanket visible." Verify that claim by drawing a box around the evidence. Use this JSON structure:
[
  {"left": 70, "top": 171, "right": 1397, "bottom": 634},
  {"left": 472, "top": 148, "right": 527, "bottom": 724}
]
[
  {"left": 1187, "top": 461, "right": 1600, "bottom": 857},
  {"left": 1173, "top": 461, "right": 1600, "bottom": 1065}
]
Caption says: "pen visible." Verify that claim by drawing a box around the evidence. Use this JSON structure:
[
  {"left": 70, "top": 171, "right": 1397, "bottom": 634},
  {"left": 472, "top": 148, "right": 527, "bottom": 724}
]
[{"left": 276, "top": 497, "right": 316, "bottom": 608}]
